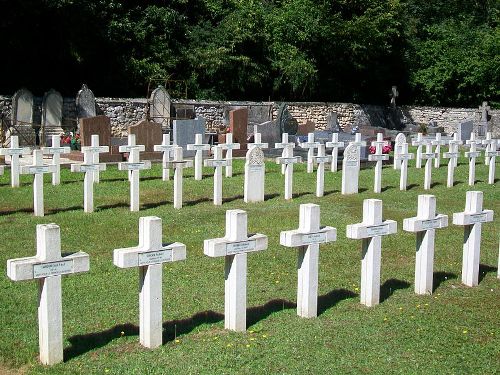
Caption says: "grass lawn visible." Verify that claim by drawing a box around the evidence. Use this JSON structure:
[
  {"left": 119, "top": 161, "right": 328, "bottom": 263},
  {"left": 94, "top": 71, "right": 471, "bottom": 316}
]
[{"left": 0, "top": 151, "right": 499, "bottom": 374}]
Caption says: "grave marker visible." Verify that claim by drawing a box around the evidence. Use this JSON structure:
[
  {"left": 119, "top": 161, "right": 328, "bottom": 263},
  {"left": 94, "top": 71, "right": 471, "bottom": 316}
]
[
  {"left": 164, "top": 146, "right": 193, "bottom": 209},
  {"left": 219, "top": 133, "right": 240, "bottom": 178},
  {"left": 187, "top": 133, "right": 211, "bottom": 180},
  {"left": 204, "top": 146, "right": 229, "bottom": 205},
  {"left": 275, "top": 133, "right": 295, "bottom": 175},
  {"left": 85, "top": 135, "right": 109, "bottom": 184},
  {"left": 276, "top": 144, "right": 301, "bottom": 200},
  {"left": 412, "top": 133, "right": 425, "bottom": 168},
  {"left": 431, "top": 133, "right": 446, "bottom": 168},
  {"left": 41, "top": 89, "right": 63, "bottom": 142},
  {"left": 249, "top": 125, "right": 269, "bottom": 150},
  {"left": 395, "top": 142, "right": 414, "bottom": 191},
  {"left": 299, "top": 133, "right": 320, "bottom": 173},
  {"left": 76, "top": 84, "right": 96, "bottom": 119},
  {"left": 485, "top": 145, "right": 499, "bottom": 184},
  {"left": 244, "top": 147, "right": 265, "bottom": 203},
  {"left": 420, "top": 140, "right": 436, "bottom": 190},
  {"left": 41, "top": 135, "right": 70, "bottom": 185},
  {"left": 465, "top": 133, "right": 482, "bottom": 186},
  {"left": 482, "top": 132, "right": 496, "bottom": 166},
  {"left": 313, "top": 144, "right": 330, "bottom": 197},
  {"left": 349, "top": 133, "right": 367, "bottom": 161},
  {"left": 0, "top": 135, "right": 31, "bottom": 187},
  {"left": 443, "top": 134, "right": 462, "bottom": 187},
  {"left": 325, "top": 133, "right": 345, "bottom": 172},
  {"left": 154, "top": 133, "right": 176, "bottom": 181},
  {"left": 368, "top": 133, "right": 389, "bottom": 193},
  {"left": 341, "top": 144, "right": 360, "bottom": 195},
  {"left": 393, "top": 133, "right": 406, "bottom": 170}
]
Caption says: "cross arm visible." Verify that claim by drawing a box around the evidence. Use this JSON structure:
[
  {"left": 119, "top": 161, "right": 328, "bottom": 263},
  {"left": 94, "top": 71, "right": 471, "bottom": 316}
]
[
  {"left": 368, "top": 154, "right": 389, "bottom": 161},
  {"left": 325, "top": 141, "right": 344, "bottom": 148},
  {"left": 187, "top": 144, "right": 211, "bottom": 151},
  {"left": 164, "top": 160, "right": 193, "bottom": 168},
  {"left": 41, "top": 146, "right": 71, "bottom": 155},
  {"left": 403, "top": 214, "right": 448, "bottom": 232},
  {"left": 204, "top": 233, "right": 268, "bottom": 257},
  {"left": 276, "top": 156, "right": 302, "bottom": 164},
  {"left": 113, "top": 242, "right": 186, "bottom": 268},
  {"left": 346, "top": 220, "right": 397, "bottom": 239},
  {"left": 274, "top": 142, "right": 294, "bottom": 149},
  {"left": 71, "top": 163, "right": 107, "bottom": 173},
  {"left": 452, "top": 210, "right": 494, "bottom": 226},
  {"left": 153, "top": 144, "right": 176, "bottom": 152},
  {"left": 280, "top": 226, "right": 337, "bottom": 247},
  {"left": 81, "top": 146, "right": 110, "bottom": 153},
  {"left": 204, "top": 159, "right": 229, "bottom": 167},
  {"left": 299, "top": 142, "right": 320, "bottom": 149},
  {"left": 118, "top": 161, "right": 152, "bottom": 171},
  {"left": 219, "top": 143, "right": 240, "bottom": 150},
  {"left": 20, "top": 164, "right": 57, "bottom": 174},
  {"left": 119, "top": 145, "right": 146, "bottom": 153},
  {"left": 396, "top": 153, "right": 414, "bottom": 160},
  {"left": 0, "top": 147, "right": 31, "bottom": 156}
]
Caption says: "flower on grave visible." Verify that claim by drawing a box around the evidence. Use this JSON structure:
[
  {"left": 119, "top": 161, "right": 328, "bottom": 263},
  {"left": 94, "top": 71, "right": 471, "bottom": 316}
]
[{"left": 382, "top": 144, "right": 392, "bottom": 154}]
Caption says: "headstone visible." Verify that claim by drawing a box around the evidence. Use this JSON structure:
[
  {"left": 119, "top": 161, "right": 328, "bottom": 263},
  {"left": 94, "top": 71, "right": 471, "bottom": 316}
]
[
  {"left": 113, "top": 216, "right": 186, "bottom": 348},
  {"left": 256, "top": 121, "right": 281, "bottom": 144},
  {"left": 431, "top": 133, "right": 446, "bottom": 168},
  {"left": 390, "top": 86, "right": 399, "bottom": 107},
  {"left": 187, "top": 133, "right": 211, "bottom": 180},
  {"left": 229, "top": 108, "right": 248, "bottom": 155},
  {"left": 280, "top": 204, "right": 337, "bottom": 317},
  {"left": 452, "top": 191, "right": 494, "bottom": 287},
  {"left": 218, "top": 133, "right": 240, "bottom": 177},
  {"left": 249, "top": 125, "right": 269, "bottom": 150},
  {"left": 412, "top": 133, "right": 425, "bottom": 168},
  {"left": 244, "top": 147, "right": 265, "bottom": 203},
  {"left": 341, "top": 144, "right": 360, "bottom": 195},
  {"left": 297, "top": 120, "right": 315, "bottom": 136},
  {"left": 276, "top": 144, "right": 301, "bottom": 200},
  {"left": 465, "top": 133, "right": 482, "bottom": 186},
  {"left": 20, "top": 150, "right": 56, "bottom": 216},
  {"left": 154, "top": 134, "right": 176, "bottom": 181},
  {"left": 172, "top": 117, "right": 206, "bottom": 157},
  {"left": 275, "top": 133, "right": 295, "bottom": 174},
  {"left": 395, "top": 142, "right": 414, "bottom": 190},
  {"left": 443, "top": 133, "right": 462, "bottom": 187},
  {"left": 204, "top": 146, "right": 230, "bottom": 205},
  {"left": 421, "top": 141, "right": 436, "bottom": 190},
  {"left": 326, "top": 112, "right": 340, "bottom": 132},
  {"left": 79, "top": 116, "right": 111, "bottom": 147},
  {"left": 478, "top": 101, "right": 490, "bottom": 136},
  {"left": 313, "top": 144, "right": 330, "bottom": 197},
  {"left": 203, "top": 210, "right": 268, "bottom": 331},
  {"left": 0, "top": 135, "right": 31, "bottom": 187},
  {"left": 41, "top": 135, "right": 70, "bottom": 185},
  {"left": 349, "top": 133, "right": 367, "bottom": 161},
  {"left": 164, "top": 146, "right": 193, "bottom": 209},
  {"left": 41, "top": 89, "right": 63, "bottom": 143},
  {"left": 403, "top": 195, "right": 448, "bottom": 295},
  {"left": 368, "top": 133, "right": 389, "bottom": 193},
  {"left": 149, "top": 86, "right": 171, "bottom": 130},
  {"left": 128, "top": 120, "right": 163, "bottom": 158},
  {"left": 456, "top": 120, "right": 473, "bottom": 142},
  {"left": 346, "top": 199, "right": 398, "bottom": 306},
  {"left": 11, "top": 88, "right": 34, "bottom": 145},
  {"left": 300, "top": 133, "right": 320, "bottom": 173},
  {"left": 276, "top": 103, "right": 298, "bottom": 135},
  {"left": 76, "top": 84, "right": 96, "bottom": 120},
  {"left": 325, "top": 133, "right": 344, "bottom": 172},
  {"left": 6, "top": 224, "right": 89, "bottom": 365},
  {"left": 393, "top": 133, "right": 406, "bottom": 170}
]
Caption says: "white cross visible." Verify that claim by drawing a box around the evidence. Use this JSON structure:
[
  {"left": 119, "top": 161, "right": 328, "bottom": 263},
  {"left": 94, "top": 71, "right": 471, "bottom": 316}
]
[
  {"left": 485, "top": 144, "right": 499, "bottom": 184},
  {"left": 154, "top": 133, "right": 176, "bottom": 181},
  {"left": 187, "top": 133, "right": 210, "bottom": 181},
  {"left": 412, "top": 133, "right": 425, "bottom": 168},
  {"left": 276, "top": 144, "right": 301, "bottom": 200},
  {"left": 164, "top": 146, "right": 193, "bottom": 209},
  {"left": 119, "top": 134, "right": 144, "bottom": 182},
  {"left": 313, "top": 144, "right": 330, "bottom": 197},
  {"left": 249, "top": 125, "right": 269, "bottom": 150},
  {"left": 403, "top": 195, "right": 448, "bottom": 295},
  {"left": 118, "top": 146, "right": 152, "bottom": 212},
  {"left": 465, "top": 133, "right": 482, "bottom": 186},
  {"left": 482, "top": 132, "right": 497, "bottom": 166},
  {"left": 20, "top": 150, "right": 57, "bottom": 216},
  {"left": 421, "top": 140, "right": 436, "bottom": 190},
  {"left": 0, "top": 135, "right": 31, "bottom": 187},
  {"left": 0, "top": 164, "right": 3, "bottom": 177},
  {"left": 346, "top": 199, "right": 397, "bottom": 307},
  {"left": 453, "top": 191, "right": 494, "bottom": 287},
  {"left": 275, "top": 132, "right": 295, "bottom": 175},
  {"left": 85, "top": 135, "right": 109, "bottom": 183},
  {"left": 395, "top": 142, "right": 414, "bottom": 191},
  {"left": 204, "top": 145, "right": 230, "bottom": 205},
  {"left": 368, "top": 133, "right": 389, "bottom": 193},
  {"left": 443, "top": 133, "right": 462, "bottom": 188},
  {"left": 280, "top": 204, "right": 336, "bottom": 318},
  {"left": 41, "top": 135, "right": 70, "bottom": 186},
  {"left": 393, "top": 133, "right": 406, "bottom": 170},
  {"left": 71, "top": 148, "right": 107, "bottom": 212},
  {"left": 204, "top": 209, "right": 268, "bottom": 331},
  {"left": 300, "top": 133, "right": 320, "bottom": 173},
  {"left": 431, "top": 133, "right": 446, "bottom": 168},
  {"left": 325, "top": 133, "right": 345, "bottom": 172},
  {"left": 7, "top": 223, "right": 89, "bottom": 365},
  {"left": 218, "top": 133, "right": 240, "bottom": 178},
  {"left": 113, "top": 216, "right": 186, "bottom": 348},
  {"left": 349, "top": 133, "right": 367, "bottom": 162}
]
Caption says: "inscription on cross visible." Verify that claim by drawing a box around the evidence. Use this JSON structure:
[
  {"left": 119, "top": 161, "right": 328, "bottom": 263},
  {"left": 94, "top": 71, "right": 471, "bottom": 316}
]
[{"left": 0, "top": 135, "right": 31, "bottom": 187}]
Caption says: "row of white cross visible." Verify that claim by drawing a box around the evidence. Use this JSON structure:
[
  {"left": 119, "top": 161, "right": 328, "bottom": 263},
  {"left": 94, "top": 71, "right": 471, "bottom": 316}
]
[{"left": 6, "top": 191, "right": 496, "bottom": 365}]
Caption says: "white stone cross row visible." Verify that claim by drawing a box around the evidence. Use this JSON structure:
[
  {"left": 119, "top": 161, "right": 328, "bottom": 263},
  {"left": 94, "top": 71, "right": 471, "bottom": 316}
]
[
  {"left": 280, "top": 204, "right": 336, "bottom": 318},
  {"left": 275, "top": 132, "right": 295, "bottom": 175},
  {"left": 85, "top": 135, "right": 109, "bottom": 183},
  {"left": 119, "top": 134, "right": 146, "bottom": 182},
  {"left": 325, "top": 133, "right": 345, "bottom": 172},
  {"left": 431, "top": 133, "right": 447, "bottom": 168},
  {"left": 41, "top": 135, "right": 70, "bottom": 186},
  {"left": 346, "top": 199, "right": 397, "bottom": 307},
  {"left": 300, "top": 132, "right": 320, "bottom": 173},
  {"left": 395, "top": 142, "right": 414, "bottom": 190},
  {"left": 443, "top": 133, "right": 462, "bottom": 187},
  {"left": 204, "top": 145, "right": 230, "bottom": 205},
  {"left": 411, "top": 133, "right": 425, "bottom": 168},
  {"left": 368, "top": 133, "right": 389, "bottom": 193},
  {"left": 420, "top": 140, "right": 436, "bottom": 190},
  {"left": 20, "top": 150, "right": 57, "bottom": 216},
  {"left": 453, "top": 191, "right": 494, "bottom": 287},
  {"left": 485, "top": 146, "right": 499, "bottom": 184},
  {"left": 218, "top": 133, "right": 240, "bottom": 178},
  {"left": 7, "top": 223, "right": 89, "bottom": 365},
  {"left": 276, "top": 144, "right": 302, "bottom": 200},
  {"left": 0, "top": 135, "right": 31, "bottom": 187},
  {"left": 118, "top": 146, "right": 152, "bottom": 212},
  {"left": 187, "top": 133, "right": 211, "bottom": 181},
  {"left": 313, "top": 144, "right": 331, "bottom": 197},
  {"left": 482, "top": 132, "right": 497, "bottom": 166},
  {"left": 403, "top": 195, "right": 448, "bottom": 295},
  {"left": 164, "top": 146, "right": 193, "bottom": 209},
  {"left": 465, "top": 133, "right": 482, "bottom": 186},
  {"left": 249, "top": 125, "right": 269, "bottom": 150},
  {"left": 154, "top": 133, "right": 176, "bottom": 181},
  {"left": 113, "top": 216, "right": 186, "bottom": 348},
  {"left": 204, "top": 210, "right": 268, "bottom": 331}
]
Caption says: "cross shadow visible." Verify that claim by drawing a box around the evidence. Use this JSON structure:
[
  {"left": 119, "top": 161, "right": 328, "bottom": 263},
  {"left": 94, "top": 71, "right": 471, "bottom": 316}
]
[
  {"left": 380, "top": 278, "right": 411, "bottom": 303},
  {"left": 479, "top": 264, "right": 497, "bottom": 283},
  {"left": 184, "top": 197, "right": 212, "bottom": 207},
  {"left": 141, "top": 200, "right": 172, "bottom": 210},
  {"left": 162, "top": 310, "right": 224, "bottom": 342},
  {"left": 222, "top": 194, "right": 244, "bottom": 203},
  {"left": 406, "top": 183, "right": 419, "bottom": 190},
  {"left": 495, "top": 178, "right": 499, "bottom": 183},
  {"left": 324, "top": 190, "right": 340, "bottom": 196},
  {"left": 358, "top": 188, "right": 368, "bottom": 193},
  {"left": 0, "top": 207, "right": 34, "bottom": 216},
  {"left": 46, "top": 205, "right": 83, "bottom": 215},
  {"left": 96, "top": 202, "right": 130, "bottom": 211},
  {"left": 247, "top": 299, "right": 296, "bottom": 328},
  {"left": 430, "top": 182, "right": 442, "bottom": 188},
  {"left": 453, "top": 180, "right": 463, "bottom": 186},
  {"left": 264, "top": 193, "right": 279, "bottom": 200},
  {"left": 61, "top": 179, "right": 83, "bottom": 185},
  {"left": 432, "top": 271, "right": 457, "bottom": 291},
  {"left": 317, "top": 288, "right": 358, "bottom": 315},
  {"left": 294, "top": 191, "right": 314, "bottom": 198},
  {"left": 381, "top": 185, "right": 394, "bottom": 192}
]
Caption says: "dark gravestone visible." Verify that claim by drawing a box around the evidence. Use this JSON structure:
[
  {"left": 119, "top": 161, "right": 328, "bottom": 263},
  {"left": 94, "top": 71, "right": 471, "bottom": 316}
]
[
  {"left": 276, "top": 103, "right": 298, "bottom": 135},
  {"left": 229, "top": 108, "right": 248, "bottom": 156},
  {"left": 326, "top": 112, "right": 340, "bottom": 132},
  {"left": 76, "top": 84, "right": 96, "bottom": 120},
  {"left": 128, "top": 120, "right": 163, "bottom": 160},
  {"left": 77, "top": 115, "right": 122, "bottom": 162},
  {"left": 297, "top": 120, "right": 315, "bottom": 136}
]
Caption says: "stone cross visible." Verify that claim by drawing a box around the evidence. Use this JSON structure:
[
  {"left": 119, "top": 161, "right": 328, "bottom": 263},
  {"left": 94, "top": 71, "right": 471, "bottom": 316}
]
[
  {"left": 390, "top": 85, "right": 399, "bottom": 107},
  {"left": 478, "top": 101, "right": 490, "bottom": 136},
  {"left": 86, "top": 135, "right": 109, "bottom": 183},
  {"left": 187, "top": 133, "right": 210, "bottom": 180},
  {"left": 204, "top": 146, "right": 230, "bottom": 205},
  {"left": 0, "top": 135, "right": 31, "bottom": 187},
  {"left": 368, "top": 133, "right": 389, "bottom": 193},
  {"left": 299, "top": 133, "right": 320, "bottom": 173},
  {"left": 465, "top": 133, "right": 482, "bottom": 186},
  {"left": 204, "top": 210, "right": 268, "bottom": 331},
  {"left": 349, "top": 133, "right": 367, "bottom": 161},
  {"left": 395, "top": 142, "right": 414, "bottom": 191},
  {"left": 20, "top": 150, "right": 56, "bottom": 216},
  {"left": 403, "top": 195, "right": 448, "bottom": 295},
  {"left": 346, "top": 199, "right": 397, "bottom": 307},
  {"left": 431, "top": 133, "right": 446, "bottom": 168},
  {"left": 249, "top": 125, "right": 269, "bottom": 150},
  {"left": 443, "top": 133, "right": 462, "bottom": 188},
  {"left": 276, "top": 144, "right": 301, "bottom": 200},
  {"left": 164, "top": 146, "right": 193, "bottom": 209},
  {"left": 244, "top": 147, "right": 265, "bottom": 203},
  {"left": 275, "top": 132, "right": 295, "bottom": 175},
  {"left": 412, "top": 133, "right": 425, "bottom": 168},
  {"left": 485, "top": 143, "right": 499, "bottom": 184},
  {"left": 7, "top": 223, "right": 89, "bottom": 365},
  {"left": 341, "top": 143, "right": 360, "bottom": 195},
  {"left": 421, "top": 141, "right": 436, "bottom": 190},
  {"left": 393, "top": 133, "right": 406, "bottom": 170},
  {"left": 280, "top": 204, "right": 337, "bottom": 318},
  {"left": 118, "top": 147, "right": 152, "bottom": 212},
  {"left": 325, "top": 133, "right": 344, "bottom": 172},
  {"left": 219, "top": 133, "right": 240, "bottom": 178},
  {"left": 482, "top": 132, "right": 496, "bottom": 166},
  {"left": 154, "top": 133, "right": 176, "bottom": 181},
  {"left": 71, "top": 148, "right": 107, "bottom": 212},
  {"left": 119, "top": 134, "right": 144, "bottom": 182},
  {"left": 313, "top": 144, "right": 330, "bottom": 197},
  {"left": 41, "top": 135, "right": 70, "bottom": 186},
  {"left": 453, "top": 191, "right": 494, "bottom": 287},
  {"left": 113, "top": 216, "right": 186, "bottom": 348}
]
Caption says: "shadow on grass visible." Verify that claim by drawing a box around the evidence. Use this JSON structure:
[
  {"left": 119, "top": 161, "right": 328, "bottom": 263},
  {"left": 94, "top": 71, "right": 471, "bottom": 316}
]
[
  {"left": 184, "top": 197, "right": 212, "bottom": 207},
  {"left": 61, "top": 179, "right": 83, "bottom": 185},
  {"left": 318, "top": 288, "right": 358, "bottom": 316},
  {"left": 430, "top": 182, "right": 442, "bottom": 188},
  {"left": 453, "top": 180, "right": 463, "bottom": 186},
  {"left": 324, "top": 190, "right": 340, "bottom": 196},
  {"left": 98, "top": 176, "right": 162, "bottom": 183},
  {"left": 433, "top": 271, "right": 457, "bottom": 292},
  {"left": 0, "top": 207, "right": 35, "bottom": 216},
  {"left": 294, "top": 191, "right": 314, "bottom": 198},
  {"left": 264, "top": 193, "right": 280, "bottom": 200},
  {"left": 358, "top": 188, "right": 368, "bottom": 193},
  {"left": 46, "top": 205, "right": 83, "bottom": 215},
  {"left": 141, "top": 200, "right": 172, "bottom": 210},
  {"left": 380, "top": 278, "right": 411, "bottom": 303},
  {"left": 479, "top": 264, "right": 497, "bottom": 283},
  {"left": 406, "top": 183, "right": 419, "bottom": 190},
  {"left": 64, "top": 310, "right": 224, "bottom": 361},
  {"left": 247, "top": 299, "right": 296, "bottom": 328},
  {"left": 222, "top": 194, "right": 244, "bottom": 203},
  {"left": 97, "top": 202, "right": 130, "bottom": 211},
  {"left": 381, "top": 185, "right": 394, "bottom": 192}
]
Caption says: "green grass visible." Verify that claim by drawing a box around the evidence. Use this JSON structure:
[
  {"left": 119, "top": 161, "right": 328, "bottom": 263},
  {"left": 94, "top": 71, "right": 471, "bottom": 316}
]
[{"left": 0, "top": 151, "right": 499, "bottom": 374}]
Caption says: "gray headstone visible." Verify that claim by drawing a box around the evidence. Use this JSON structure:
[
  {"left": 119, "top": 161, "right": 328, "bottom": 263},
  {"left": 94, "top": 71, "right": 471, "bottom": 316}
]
[
  {"left": 10, "top": 88, "right": 34, "bottom": 146},
  {"left": 256, "top": 121, "right": 281, "bottom": 144},
  {"left": 41, "top": 89, "right": 63, "bottom": 143},
  {"left": 173, "top": 117, "right": 206, "bottom": 157},
  {"left": 276, "top": 103, "right": 298, "bottom": 135},
  {"left": 149, "top": 86, "right": 171, "bottom": 130},
  {"left": 326, "top": 112, "right": 340, "bottom": 132},
  {"left": 76, "top": 84, "right": 96, "bottom": 120},
  {"left": 457, "top": 120, "right": 474, "bottom": 141}
]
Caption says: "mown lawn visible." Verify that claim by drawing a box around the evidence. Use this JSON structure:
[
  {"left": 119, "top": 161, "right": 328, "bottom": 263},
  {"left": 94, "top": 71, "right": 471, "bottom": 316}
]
[{"left": 0, "top": 151, "right": 498, "bottom": 374}]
